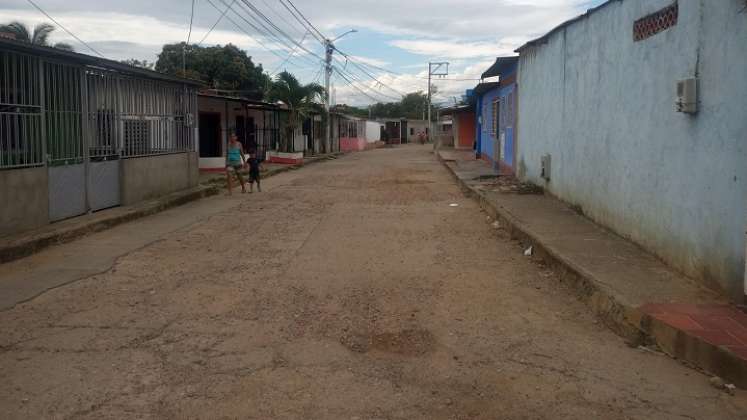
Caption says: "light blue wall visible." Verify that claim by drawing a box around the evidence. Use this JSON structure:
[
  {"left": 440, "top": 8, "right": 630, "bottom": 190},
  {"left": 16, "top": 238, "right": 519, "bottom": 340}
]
[{"left": 517, "top": 0, "right": 747, "bottom": 298}]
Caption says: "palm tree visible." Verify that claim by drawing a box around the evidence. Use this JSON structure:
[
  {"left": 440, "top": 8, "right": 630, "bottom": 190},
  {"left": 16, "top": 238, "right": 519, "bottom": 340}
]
[
  {"left": 0, "top": 21, "right": 74, "bottom": 51},
  {"left": 268, "top": 71, "right": 325, "bottom": 153}
]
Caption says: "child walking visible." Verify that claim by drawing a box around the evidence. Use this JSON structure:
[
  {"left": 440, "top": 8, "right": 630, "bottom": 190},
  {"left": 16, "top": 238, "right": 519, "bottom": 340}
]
[{"left": 247, "top": 150, "right": 262, "bottom": 193}]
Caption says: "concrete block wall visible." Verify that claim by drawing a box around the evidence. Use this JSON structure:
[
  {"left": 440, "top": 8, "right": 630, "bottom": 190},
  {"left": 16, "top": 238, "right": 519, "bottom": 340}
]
[
  {"left": 516, "top": 0, "right": 747, "bottom": 299},
  {"left": 0, "top": 167, "right": 49, "bottom": 236},
  {"left": 121, "top": 152, "right": 198, "bottom": 205}
]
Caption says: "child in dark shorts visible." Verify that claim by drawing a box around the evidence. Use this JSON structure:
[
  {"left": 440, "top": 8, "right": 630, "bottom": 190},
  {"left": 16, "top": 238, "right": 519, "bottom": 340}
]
[{"left": 247, "top": 151, "right": 261, "bottom": 193}]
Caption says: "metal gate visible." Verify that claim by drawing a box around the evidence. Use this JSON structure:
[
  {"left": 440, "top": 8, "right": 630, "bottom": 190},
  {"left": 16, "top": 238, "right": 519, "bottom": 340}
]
[
  {"left": 45, "top": 61, "right": 87, "bottom": 221},
  {"left": 45, "top": 61, "right": 124, "bottom": 221},
  {"left": 86, "top": 69, "right": 121, "bottom": 211}
]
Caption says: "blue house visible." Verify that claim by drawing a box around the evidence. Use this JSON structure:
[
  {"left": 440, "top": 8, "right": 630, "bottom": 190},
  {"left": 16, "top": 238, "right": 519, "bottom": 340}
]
[{"left": 474, "top": 56, "right": 519, "bottom": 174}]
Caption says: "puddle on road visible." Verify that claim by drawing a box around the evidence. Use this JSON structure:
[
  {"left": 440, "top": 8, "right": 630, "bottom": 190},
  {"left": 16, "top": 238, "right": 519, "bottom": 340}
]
[{"left": 340, "top": 328, "right": 436, "bottom": 356}]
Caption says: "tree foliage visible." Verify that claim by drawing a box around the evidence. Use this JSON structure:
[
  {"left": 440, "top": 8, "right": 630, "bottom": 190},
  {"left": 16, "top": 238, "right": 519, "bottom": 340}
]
[
  {"left": 0, "top": 21, "right": 75, "bottom": 51},
  {"left": 121, "top": 58, "right": 155, "bottom": 70},
  {"left": 349, "top": 87, "right": 438, "bottom": 120},
  {"left": 267, "top": 71, "right": 325, "bottom": 152},
  {"left": 155, "top": 43, "right": 270, "bottom": 100}
]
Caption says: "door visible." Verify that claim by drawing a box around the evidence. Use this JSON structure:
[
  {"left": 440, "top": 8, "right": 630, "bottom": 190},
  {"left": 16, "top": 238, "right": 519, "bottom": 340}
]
[
  {"left": 199, "top": 113, "right": 222, "bottom": 157},
  {"left": 46, "top": 62, "right": 87, "bottom": 222},
  {"left": 401, "top": 121, "right": 408, "bottom": 143}
]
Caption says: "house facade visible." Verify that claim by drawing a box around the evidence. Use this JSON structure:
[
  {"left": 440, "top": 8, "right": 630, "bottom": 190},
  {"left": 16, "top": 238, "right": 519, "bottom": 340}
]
[
  {"left": 197, "top": 93, "right": 280, "bottom": 170},
  {"left": 474, "top": 57, "right": 519, "bottom": 174},
  {"left": 440, "top": 105, "right": 475, "bottom": 150},
  {"left": 515, "top": 0, "right": 747, "bottom": 300},
  {"left": 335, "top": 113, "right": 367, "bottom": 152},
  {"left": 0, "top": 38, "right": 200, "bottom": 236}
]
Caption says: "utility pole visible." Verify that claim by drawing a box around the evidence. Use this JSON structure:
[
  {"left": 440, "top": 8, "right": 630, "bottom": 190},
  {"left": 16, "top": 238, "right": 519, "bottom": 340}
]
[
  {"left": 323, "top": 30, "right": 357, "bottom": 154},
  {"left": 324, "top": 40, "right": 333, "bottom": 154},
  {"left": 428, "top": 62, "right": 449, "bottom": 150}
]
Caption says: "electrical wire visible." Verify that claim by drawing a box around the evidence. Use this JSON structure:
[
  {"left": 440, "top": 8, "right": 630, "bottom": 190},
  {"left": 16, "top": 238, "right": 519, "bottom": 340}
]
[
  {"left": 197, "top": 0, "right": 236, "bottom": 46},
  {"left": 279, "top": 0, "right": 326, "bottom": 44},
  {"left": 186, "top": 0, "right": 196, "bottom": 45},
  {"left": 269, "top": 30, "right": 309, "bottom": 75},
  {"left": 333, "top": 68, "right": 382, "bottom": 103},
  {"left": 224, "top": 0, "right": 322, "bottom": 67},
  {"left": 237, "top": 0, "right": 324, "bottom": 61},
  {"left": 24, "top": 0, "right": 105, "bottom": 57},
  {"left": 205, "top": 0, "right": 319, "bottom": 71},
  {"left": 332, "top": 58, "right": 401, "bottom": 102},
  {"left": 257, "top": 0, "right": 306, "bottom": 40}
]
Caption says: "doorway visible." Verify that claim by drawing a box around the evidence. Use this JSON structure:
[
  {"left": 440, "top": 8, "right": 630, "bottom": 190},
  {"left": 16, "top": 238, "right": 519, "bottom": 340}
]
[{"left": 199, "top": 112, "right": 222, "bottom": 158}]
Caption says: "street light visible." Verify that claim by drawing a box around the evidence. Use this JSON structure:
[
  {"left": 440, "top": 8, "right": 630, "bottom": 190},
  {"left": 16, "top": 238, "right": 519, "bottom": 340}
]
[{"left": 331, "top": 29, "right": 358, "bottom": 43}]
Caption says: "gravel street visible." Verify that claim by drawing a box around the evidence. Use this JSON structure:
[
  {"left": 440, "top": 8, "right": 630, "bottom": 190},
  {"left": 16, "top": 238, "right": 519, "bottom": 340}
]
[{"left": 1, "top": 145, "right": 746, "bottom": 419}]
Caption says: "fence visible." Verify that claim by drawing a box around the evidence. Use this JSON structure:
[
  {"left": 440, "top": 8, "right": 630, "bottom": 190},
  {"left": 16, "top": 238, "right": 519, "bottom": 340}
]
[
  {"left": 0, "top": 50, "right": 44, "bottom": 168},
  {"left": 0, "top": 49, "right": 197, "bottom": 170}
]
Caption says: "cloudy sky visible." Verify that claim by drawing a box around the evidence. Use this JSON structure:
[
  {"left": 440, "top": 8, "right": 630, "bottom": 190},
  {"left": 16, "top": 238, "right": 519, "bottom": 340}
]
[{"left": 0, "top": 0, "right": 604, "bottom": 105}]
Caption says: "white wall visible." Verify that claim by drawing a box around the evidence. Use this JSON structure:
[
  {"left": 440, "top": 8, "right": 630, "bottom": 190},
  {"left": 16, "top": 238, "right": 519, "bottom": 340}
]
[
  {"left": 365, "top": 121, "right": 382, "bottom": 143},
  {"left": 517, "top": 0, "right": 747, "bottom": 298}
]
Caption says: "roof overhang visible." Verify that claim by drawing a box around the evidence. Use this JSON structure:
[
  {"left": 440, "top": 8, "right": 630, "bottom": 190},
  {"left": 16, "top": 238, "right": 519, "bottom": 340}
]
[{"left": 0, "top": 38, "right": 203, "bottom": 87}]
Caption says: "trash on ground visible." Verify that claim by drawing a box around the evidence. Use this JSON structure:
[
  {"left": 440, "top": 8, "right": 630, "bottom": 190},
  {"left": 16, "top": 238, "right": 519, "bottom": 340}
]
[
  {"left": 524, "top": 246, "right": 533, "bottom": 256},
  {"left": 449, "top": 203, "right": 459, "bottom": 207}
]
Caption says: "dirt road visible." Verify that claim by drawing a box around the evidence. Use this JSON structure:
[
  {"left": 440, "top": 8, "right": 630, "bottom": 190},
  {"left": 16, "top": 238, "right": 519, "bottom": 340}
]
[{"left": 1, "top": 145, "right": 745, "bottom": 419}]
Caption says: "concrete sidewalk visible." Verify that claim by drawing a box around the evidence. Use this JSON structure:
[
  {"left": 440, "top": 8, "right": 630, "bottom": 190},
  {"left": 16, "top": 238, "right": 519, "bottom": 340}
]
[{"left": 438, "top": 148, "right": 747, "bottom": 388}]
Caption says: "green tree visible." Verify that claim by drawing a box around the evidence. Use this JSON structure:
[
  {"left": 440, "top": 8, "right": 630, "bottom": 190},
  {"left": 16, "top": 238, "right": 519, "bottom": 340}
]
[
  {"left": 121, "top": 58, "right": 155, "bottom": 70},
  {"left": 155, "top": 43, "right": 270, "bottom": 100},
  {"left": 0, "top": 21, "right": 74, "bottom": 51},
  {"left": 267, "top": 71, "right": 325, "bottom": 152}
]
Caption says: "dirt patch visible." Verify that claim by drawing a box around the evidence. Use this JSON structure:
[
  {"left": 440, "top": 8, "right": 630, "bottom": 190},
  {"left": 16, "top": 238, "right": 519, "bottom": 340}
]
[
  {"left": 341, "top": 328, "right": 436, "bottom": 357},
  {"left": 478, "top": 176, "right": 544, "bottom": 195}
]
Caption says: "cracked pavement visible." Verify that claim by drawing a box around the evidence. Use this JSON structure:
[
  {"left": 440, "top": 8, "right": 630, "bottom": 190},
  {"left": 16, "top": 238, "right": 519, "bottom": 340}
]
[{"left": 1, "top": 145, "right": 746, "bottom": 419}]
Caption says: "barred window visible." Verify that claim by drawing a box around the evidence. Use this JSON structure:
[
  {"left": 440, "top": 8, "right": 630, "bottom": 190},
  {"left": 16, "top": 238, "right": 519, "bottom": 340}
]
[{"left": 634, "top": 3, "right": 678, "bottom": 42}]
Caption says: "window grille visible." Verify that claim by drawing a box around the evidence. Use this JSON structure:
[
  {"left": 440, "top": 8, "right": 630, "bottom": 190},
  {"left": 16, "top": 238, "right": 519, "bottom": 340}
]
[{"left": 634, "top": 3, "right": 678, "bottom": 42}]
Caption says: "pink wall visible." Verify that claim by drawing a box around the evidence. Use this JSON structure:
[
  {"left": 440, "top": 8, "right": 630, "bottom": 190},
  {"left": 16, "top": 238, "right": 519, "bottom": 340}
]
[{"left": 340, "top": 137, "right": 367, "bottom": 152}]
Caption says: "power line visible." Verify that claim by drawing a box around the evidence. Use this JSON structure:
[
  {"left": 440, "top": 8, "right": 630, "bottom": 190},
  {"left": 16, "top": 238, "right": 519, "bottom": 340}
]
[
  {"left": 205, "top": 0, "right": 318, "bottom": 71},
  {"left": 198, "top": 0, "right": 236, "bottom": 46},
  {"left": 332, "top": 51, "right": 409, "bottom": 97},
  {"left": 257, "top": 0, "right": 306, "bottom": 40},
  {"left": 24, "top": 0, "right": 105, "bottom": 58},
  {"left": 237, "top": 0, "right": 324, "bottom": 61},
  {"left": 279, "top": 0, "right": 326, "bottom": 43},
  {"left": 333, "top": 68, "right": 382, "bottom": 103},
  {"left": 332, "top": 58, "right": 401, "bottom": 102},
  {"left": 269, "top": 30, "right": 309, "bottom": 75},
  {"left": 186, "top": 0, "right": 196, "bottom": 44}
]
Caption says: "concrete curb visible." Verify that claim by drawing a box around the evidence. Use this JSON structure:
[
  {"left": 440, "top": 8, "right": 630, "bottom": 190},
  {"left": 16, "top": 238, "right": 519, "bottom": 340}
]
[
  {"left": 437, "top": 153, "right": 747, "bottom": 388},
  {"left": 0, "top": 185, "right": 219, "bottom": 265}
]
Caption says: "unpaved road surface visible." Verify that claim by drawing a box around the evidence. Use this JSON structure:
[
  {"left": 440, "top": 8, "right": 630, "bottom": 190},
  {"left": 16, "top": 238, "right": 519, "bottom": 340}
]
[{"left": 1, "top": 145, "right": 746, "bottom": 419}]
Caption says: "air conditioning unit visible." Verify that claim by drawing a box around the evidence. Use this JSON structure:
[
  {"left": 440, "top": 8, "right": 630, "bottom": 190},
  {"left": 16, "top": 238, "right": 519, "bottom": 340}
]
[
  {"left": 676, "top": 78, "right": 698, "bottom": 114},
  {"left": 541, "top": 154, "right": 551, "bottom": 181}
]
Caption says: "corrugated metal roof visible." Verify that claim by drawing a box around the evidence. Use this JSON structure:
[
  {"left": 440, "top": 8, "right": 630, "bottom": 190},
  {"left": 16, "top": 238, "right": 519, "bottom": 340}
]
[
  {"left": 515, "top": 0, "right": 617, "bottom": 53},
  {"left": 0, "top": 38, "right": 203, "bottom": 86},
  {"left": 481, "top": 56, "right": 519, "bottom": 79}
]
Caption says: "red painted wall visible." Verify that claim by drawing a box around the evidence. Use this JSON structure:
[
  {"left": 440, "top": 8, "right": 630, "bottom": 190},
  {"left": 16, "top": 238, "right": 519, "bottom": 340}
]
[
  {"left": 457, "top": 112, "right": 476, "bottom": 149},
  {"left": 340, "top": 137, "right": 367, "bottom": 152}
]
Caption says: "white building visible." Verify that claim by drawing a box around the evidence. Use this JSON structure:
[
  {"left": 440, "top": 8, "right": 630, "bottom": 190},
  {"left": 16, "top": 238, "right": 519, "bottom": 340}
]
[{"left": 515, "top": 0, "right": 747, "bottom": 300}]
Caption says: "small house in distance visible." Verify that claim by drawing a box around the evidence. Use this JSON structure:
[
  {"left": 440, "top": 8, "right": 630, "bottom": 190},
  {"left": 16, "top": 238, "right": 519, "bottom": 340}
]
[
  {"left": 439, "top": 104, "right": 475, "bottom": 151},
  {"left": 197, "top": 92, "right": 281, "bottom": 171}
]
